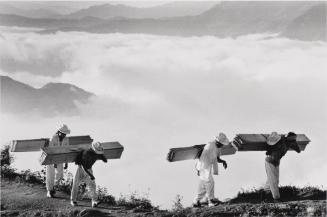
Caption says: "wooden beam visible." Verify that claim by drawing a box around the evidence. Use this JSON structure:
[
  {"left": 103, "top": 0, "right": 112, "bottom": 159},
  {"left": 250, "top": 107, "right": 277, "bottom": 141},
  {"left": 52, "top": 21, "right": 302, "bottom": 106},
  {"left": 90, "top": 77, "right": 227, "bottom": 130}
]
[
  {"left": 68, "top": 136, "right": 93, "bottom": 146},
  {"left": 39, "top": 142, "right": 124, "bottom": 165},
  {"left": 233, "top": 134, "right": 310, "bottom": 151},
  {"left": 167, "top": 144, "right": 236, "bottom": 162},
  {"left": 10, "top": 135, "right": 93, "bottom": 152},
  {"left": 10, "top": 139, "right": 49, "bottom": 152}
]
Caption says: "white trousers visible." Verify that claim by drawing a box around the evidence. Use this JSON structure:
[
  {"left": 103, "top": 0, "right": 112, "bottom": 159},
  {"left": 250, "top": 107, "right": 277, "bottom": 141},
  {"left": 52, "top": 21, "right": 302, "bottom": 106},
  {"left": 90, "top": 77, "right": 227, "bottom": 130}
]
[
  {"left": 71, "top": 166, "right": 97, "bottom": 202},
  {"left": 46, "top": 164, "right": 63, "bottom": 191},
  {"left": 194, "top": 173, "right": 215, "bottom": 203},
  {"left": 265, "top": 160, "right": 280, "bottom": 199}
]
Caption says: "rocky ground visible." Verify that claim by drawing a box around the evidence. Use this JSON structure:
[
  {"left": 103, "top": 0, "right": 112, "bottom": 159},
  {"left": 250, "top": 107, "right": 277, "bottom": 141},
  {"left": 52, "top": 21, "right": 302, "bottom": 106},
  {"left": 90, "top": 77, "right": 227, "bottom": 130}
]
[{"left": 1, "top": 179, "right": 326, "bottom": 217}]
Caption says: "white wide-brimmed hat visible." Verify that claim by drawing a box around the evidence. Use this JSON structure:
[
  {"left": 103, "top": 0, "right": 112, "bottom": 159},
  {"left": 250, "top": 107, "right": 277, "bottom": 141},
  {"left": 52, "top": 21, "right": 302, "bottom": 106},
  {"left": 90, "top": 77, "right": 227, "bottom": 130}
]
[
  {"left": 267, "top": 132, "right": 281, "bottom": 146},
  {"left": 92, "top": 142, "right": 104, "bottom": 154},
  {"left": 215, "top": 132, "right": 230, "bottom": 146},
  {"left": 58, "top": 124, "right": 70, "bottom": 135}
]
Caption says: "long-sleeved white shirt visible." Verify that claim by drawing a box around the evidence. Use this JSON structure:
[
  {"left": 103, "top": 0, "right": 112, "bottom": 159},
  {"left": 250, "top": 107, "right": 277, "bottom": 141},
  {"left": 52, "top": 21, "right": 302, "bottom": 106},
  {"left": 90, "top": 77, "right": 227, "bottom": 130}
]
[
  {"left": 49, "top": 134, "right": 69, "bottom": 147},
  {"left": 196, "top": 141, "right": 221, "bottom": 180}
]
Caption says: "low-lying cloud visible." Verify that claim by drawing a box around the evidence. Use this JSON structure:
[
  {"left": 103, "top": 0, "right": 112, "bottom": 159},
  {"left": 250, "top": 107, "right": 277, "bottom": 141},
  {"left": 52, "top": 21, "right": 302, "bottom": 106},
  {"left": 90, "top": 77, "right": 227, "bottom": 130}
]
[{"left": 0, "top": 29, "right": 326, "bottom": 208}]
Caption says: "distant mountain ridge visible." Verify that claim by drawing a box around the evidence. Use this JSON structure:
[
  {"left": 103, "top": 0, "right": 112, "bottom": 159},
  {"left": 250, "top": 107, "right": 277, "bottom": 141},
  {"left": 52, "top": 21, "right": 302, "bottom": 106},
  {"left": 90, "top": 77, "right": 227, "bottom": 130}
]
[
  {"left": 193, "top": 1, "right": 324, "bottom": 37},
  {"left": 0, "top": 1, "right": 325, "bottom": 41},
  {"left": 0, "top": 1, "right": 103, "bottom": 17},
  {"left": 66, "top": 2, "right": 218, "bottom": 19},
  {"left": 0, "top": 4, "right": 62, "bottom": 18},
  {"left": 0, "top": 1, "right": 217, "bottom": 19},
  {"left": 281, "top": 4, "right": 326, "bottom": 41},
  {"left": 0, "top": 76, "right": 94, "bottom": 115}
]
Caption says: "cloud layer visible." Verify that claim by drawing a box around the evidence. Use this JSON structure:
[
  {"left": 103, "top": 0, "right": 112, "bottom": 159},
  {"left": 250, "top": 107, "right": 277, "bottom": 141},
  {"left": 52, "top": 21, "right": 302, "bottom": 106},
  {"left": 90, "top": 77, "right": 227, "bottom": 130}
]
[{"left": 1, "top": 29, "right": 326, "bottom": 208}]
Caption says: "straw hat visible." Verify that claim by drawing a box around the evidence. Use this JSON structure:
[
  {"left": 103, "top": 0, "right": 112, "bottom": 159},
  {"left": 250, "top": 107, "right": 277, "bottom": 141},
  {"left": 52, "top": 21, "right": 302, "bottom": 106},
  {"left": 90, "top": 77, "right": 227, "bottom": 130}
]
[
  {"left": 92, "top": 142, "right": 104, "bottom": 154},
  {"left": 58, "top": 124, "right": 70, "bottom": 135},
  {"left": 267, "top": 132, "right": 281, "bottom": 146},
  {"left": 215, "top": 132, "right": 230, "bottom": 146}
]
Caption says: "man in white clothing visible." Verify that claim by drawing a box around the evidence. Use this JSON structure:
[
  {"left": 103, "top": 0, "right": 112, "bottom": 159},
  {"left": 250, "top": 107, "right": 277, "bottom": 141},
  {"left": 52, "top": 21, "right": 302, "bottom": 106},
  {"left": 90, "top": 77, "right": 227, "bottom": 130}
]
[
  {"left": 193, "top": 133, "right": 229, "bottom": 207},
  {"left": 46, "top": 124, "right": 70, "bottom": 198}
]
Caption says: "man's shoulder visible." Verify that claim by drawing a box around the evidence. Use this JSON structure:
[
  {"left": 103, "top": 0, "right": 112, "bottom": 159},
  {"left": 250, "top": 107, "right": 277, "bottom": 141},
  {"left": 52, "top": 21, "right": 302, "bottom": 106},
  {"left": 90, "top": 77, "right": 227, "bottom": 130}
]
[
  {"left": 51, "top": 134, "right": 59, "bottom": 140},
  {"left": 63, "top": 136, "right": 69, "bottom": 141},
  {"left": 84, "top": 148, "right": 96, "bottom": 156},
  {"left": 205, "top": 142, "right": 216, "bottom": 149},
  {"left": 63, "top": 136, "right": 69, "bottom": 143},
  {"left": 50, "top": 134, "right": 59, "bottom": 144},
  {"left": 276, "top": 137, "right": 287, "bottom": 149},
  {"left": 203, "top": 142, "right": 219, "bottom": 157}
]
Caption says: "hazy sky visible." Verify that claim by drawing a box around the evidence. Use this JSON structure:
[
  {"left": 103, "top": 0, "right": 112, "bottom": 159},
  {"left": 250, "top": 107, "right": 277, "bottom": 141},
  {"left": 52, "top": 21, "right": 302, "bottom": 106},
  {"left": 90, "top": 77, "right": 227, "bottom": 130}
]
[
  {"left": 1, "top": 0, "right": 315, "bottom": 10},
  {"left": 0, "top": 26, "right": 326, "bottom": 208},
  {"left": 0, "top": 1, "right": 195, "bottom": 9}
]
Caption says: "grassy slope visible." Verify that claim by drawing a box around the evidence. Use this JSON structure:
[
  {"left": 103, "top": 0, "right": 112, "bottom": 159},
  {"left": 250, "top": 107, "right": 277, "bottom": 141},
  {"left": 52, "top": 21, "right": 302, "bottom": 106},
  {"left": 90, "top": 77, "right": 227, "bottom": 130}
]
[
  {"left": 1, "top": 178, "right": 326, "bottom": 217},
  {"left": 1, "top": 180, "right": 109, "bottom": 217},
  {"left": 1, "top": 179, "right": 168, "bottom": 217}
]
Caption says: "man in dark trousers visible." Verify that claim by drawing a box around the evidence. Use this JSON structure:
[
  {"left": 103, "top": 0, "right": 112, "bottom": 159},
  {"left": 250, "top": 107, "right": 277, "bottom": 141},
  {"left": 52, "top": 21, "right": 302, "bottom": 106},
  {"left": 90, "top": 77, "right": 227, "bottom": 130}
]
[
  {"left": 264, "top": 131, "right": 301, "bottom": 202},
  {"left": 70, "top": 142, "right": 107, "bottom": 207}
]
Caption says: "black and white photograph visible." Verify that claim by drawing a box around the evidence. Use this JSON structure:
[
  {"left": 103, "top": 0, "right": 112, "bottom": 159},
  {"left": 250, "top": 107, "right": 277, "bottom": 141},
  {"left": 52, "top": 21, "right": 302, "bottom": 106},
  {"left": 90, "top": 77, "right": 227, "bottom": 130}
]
[{"left": 0, "top": 0, "right": 326, "bottom": 216}]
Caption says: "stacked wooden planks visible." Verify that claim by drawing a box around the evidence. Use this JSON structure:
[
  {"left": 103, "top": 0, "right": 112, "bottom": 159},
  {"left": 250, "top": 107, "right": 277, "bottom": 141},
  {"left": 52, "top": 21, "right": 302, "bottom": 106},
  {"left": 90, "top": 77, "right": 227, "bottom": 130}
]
[
  {"left": 40, "top": 142, "right": 124, "bottom": 165},
  {"left": 10, "top": 136, "right": 93, "bottom": 152},
  {"left": 167, "top": 143, "right": 236, "bottom": 162},
  {"left": 233, "top": 134, "right": 310, "bottom": 151}
]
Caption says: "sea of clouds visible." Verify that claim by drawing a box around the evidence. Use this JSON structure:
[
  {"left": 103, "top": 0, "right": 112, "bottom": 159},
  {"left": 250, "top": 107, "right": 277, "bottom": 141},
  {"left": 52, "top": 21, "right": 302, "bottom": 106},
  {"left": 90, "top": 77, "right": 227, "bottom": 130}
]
[{"left": 0, "top": 27, "right": 326, "bottom": 208}]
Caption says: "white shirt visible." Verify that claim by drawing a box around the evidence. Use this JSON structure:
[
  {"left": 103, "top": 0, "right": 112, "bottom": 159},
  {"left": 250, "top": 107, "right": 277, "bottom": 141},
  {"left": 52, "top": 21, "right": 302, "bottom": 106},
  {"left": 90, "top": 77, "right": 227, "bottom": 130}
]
[
  {"left": 196, "top": 141, "right": 221, "bottom": 180},
  {"left": 49, "top": 134, "right": 69, "bottom": 147}
]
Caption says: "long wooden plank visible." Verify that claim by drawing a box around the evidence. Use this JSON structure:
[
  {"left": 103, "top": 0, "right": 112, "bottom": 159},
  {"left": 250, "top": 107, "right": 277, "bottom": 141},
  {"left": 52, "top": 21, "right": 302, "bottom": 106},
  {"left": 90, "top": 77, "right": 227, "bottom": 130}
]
[
  {"left": 10, "top": 139, "right": 49, "bottom": 152},
  {"left": 40, "top": 142, "right": 124, "bottom": 165},
  {"left": 68, "top": 136, "right": 93, "bottom": 146},
  {"left": 11, "top": 135, "right": 93, "bottom": 152},
  {"left": 167, "top": 144, "right": 237, "bottom": 162},
  {"left": 234, "top": 134, "right": 310, "bottom": 151}
]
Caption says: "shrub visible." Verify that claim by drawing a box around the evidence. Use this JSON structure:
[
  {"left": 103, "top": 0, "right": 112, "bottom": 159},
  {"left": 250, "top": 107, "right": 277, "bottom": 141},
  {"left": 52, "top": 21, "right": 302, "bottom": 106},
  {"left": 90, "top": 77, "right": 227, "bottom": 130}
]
[
  {"left": 230, "top": 185, "right": 327, "bottom": 204},
  {"left": 117, "top": 191, "right": 154, "bottom": 210},
  {"left": 96, "top": 186, "right": 116, "bottom": 205},
  {"left": 75, "top": 182, "right": 117, "bottom": 206},
  {"left": 171, "top": 194, "right": 184, "bottom": 211},
  {"left": 55, "top": 171, "right": 74, "bottom": 194},
  {"left": 1, "top": 165, "right": 17, "bottom": 179},
  {"left": 1, "top": 144, "right": 14, "bottom": 167},
  {"left": 1, "top": 145, "right": 17, "bottom": 179},
  {"left": 20, "top": 169, "right": 45, "bottom": 185}
]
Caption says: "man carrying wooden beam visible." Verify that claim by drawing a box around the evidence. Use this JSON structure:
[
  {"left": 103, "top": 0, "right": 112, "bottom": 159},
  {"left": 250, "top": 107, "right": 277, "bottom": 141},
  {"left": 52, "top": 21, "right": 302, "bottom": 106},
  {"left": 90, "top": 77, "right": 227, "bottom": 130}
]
[
  {"left": 264, "top": 132, "right": 301, "bottom": 202},
  {"left": 70, "top": 142, "right": 108, "bottom": 207},
  {"left": 46, "top": 124, "right": 70, "bottom": 198},
  {"left": 193, "top": 133, "right": 229, "bottom": 208}
]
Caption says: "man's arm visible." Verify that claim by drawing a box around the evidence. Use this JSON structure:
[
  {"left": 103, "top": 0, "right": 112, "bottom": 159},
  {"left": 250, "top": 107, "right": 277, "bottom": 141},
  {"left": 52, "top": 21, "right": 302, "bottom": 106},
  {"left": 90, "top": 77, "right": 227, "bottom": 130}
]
[
  {"left": 74, "top": 151, "right": 83, "bottom": 165},
  {"left": 82, "top": 165, "right": 95, "bottom": 180},
  {"left": 99, "top": 154, "right": 108, "bottom": 163},
  {"left": 193, "top": 145, "right": 204, "bottom": 159},
  {"left": 49, "top": 136, "right": 56, "bottom": 167},
  {"left": 217, "top": 156, "right": 227, "bottom": 169},
  {"left": 286, "top": 138, "right": 301, "bottom": 153},
  {"left": 290, "top": 143, "right": 301, "bottom": 153}
]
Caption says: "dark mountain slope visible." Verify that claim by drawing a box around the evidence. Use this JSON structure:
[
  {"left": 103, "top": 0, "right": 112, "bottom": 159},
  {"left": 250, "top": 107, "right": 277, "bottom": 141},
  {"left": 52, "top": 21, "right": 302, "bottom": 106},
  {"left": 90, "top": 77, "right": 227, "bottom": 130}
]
[{"left": 0, "top": 75, "right": 94, "bottom": 115}]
